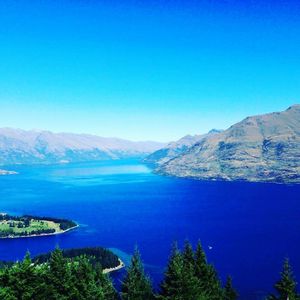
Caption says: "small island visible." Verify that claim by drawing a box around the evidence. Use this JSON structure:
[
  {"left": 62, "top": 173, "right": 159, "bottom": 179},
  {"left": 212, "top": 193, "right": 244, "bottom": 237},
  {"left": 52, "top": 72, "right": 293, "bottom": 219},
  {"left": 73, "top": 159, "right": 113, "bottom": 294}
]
[{"left": 0, "top": 213, "right": 78, "bottom": 238}]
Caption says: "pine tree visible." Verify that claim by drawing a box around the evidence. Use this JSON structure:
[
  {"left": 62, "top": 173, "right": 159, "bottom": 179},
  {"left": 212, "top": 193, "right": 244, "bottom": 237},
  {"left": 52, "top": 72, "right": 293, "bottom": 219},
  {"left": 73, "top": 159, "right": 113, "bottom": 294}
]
[
  {"left": 70, "top": 256, "right": 102, "bottom": 300},
  {"left": 45, "top": 247, "right": 73, "bottom": 300},
  {"left": 159, "top": 243, "right": 183, "bottom": 299},
  {"left": 159, "top": 243, "right": 202, "bottom": 300},
  {"left": 0, "top": 287, "right": 17, "bottom": 300},
  {"left": 121, "top": 247, "right": 154, "bottom": 300},
  {"left": 95, "top": 263, "right": 118, "bottom": 300},
  {"left": 5, "top": 252, "right": 38, "bottom": 300},
  {"left": 182, "top": 241, "right": 203, "bottom": 299},
  {"left": 224, "top": 276, "right": 238, "bottom": 300},
  {"left": 268, "top": 258, "right": 299, "bottom": 300},
  {"left": 204, "top": 264, "right": 224, "bottom": 300},
  {"left": 194, "top": 241, "right": 207, "bottom": 280},
  {"left": 194, "top": 241, "right": 223, "bottom": 300},
  {"left": 183, "top": 240, "right": 195, "bottom": 270}
]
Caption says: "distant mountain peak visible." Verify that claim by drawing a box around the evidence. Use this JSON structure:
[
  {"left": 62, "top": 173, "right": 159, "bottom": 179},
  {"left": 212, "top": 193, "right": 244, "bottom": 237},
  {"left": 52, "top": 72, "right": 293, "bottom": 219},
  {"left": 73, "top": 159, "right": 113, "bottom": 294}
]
[
  {"left": 208, "top": 129, "right": 223, "bottom": 134},
  {"left": 144, "top": 129, "right": 221, "bottom": 166},
  {"left": 157, "top": 105, "right": 300, "bottom": 184},
  {"left": 0, "top": 128, "right": 166, "bottom": 165},
  {"left": 286, "top": 104, "right": 300, "bottom": 111}
]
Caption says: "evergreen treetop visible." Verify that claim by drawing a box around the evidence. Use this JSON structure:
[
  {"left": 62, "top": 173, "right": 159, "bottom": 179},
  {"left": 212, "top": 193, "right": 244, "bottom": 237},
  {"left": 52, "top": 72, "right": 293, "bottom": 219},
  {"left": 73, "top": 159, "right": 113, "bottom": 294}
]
[
  {"left": 121, "top": 246, "right": 154, "bottom": 300},
  {"left": 224, "top": 276, "right": 238, "bottom": 300},
  {"left": 268, "top": 258, "right": 300, "bottom": 300}
]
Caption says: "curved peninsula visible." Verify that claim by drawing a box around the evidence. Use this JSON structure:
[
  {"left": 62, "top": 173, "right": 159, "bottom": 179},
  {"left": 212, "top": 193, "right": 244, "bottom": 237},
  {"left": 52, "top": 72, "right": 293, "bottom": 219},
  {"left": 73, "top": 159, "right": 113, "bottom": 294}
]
[
  {"left": 33, "top": 247, "right": 124, "bottom": 272},
  {"left": 0, "top": 213, "right": 78, "bottom": 238},
  {"left": 0, "top": 247, "right": 124, "bottom": 274}
]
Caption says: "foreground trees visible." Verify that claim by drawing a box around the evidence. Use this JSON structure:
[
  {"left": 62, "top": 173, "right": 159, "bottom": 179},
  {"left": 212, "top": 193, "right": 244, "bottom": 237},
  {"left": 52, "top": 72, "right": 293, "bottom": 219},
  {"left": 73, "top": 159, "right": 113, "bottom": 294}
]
[
  {"left": 267, "top": 258, "right": 300, "bottom": 300},
  {"left": 158, "top": 241, "right": 237, "bottom": 300},
  {"left": 0, "top": 248, "right": 117, "bottom": 300},
  {"left": 2, "top": 242, "right": 298, "bottom": 299},
  {"left": 0, "top": 242, "right": 237, "bottom": 300}
]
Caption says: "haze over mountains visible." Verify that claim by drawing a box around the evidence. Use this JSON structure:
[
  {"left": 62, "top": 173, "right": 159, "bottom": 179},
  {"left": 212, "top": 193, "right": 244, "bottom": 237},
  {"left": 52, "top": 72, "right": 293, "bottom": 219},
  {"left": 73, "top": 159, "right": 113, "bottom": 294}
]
[
  {"left": 156, "top": 105, "right": 300, "bottom": 183},
  {"left": 2, "top": 105, "right": 300, "bottom": 184},
  {"left": 0, "top": 128, "right": 165, "bottom": 165}
]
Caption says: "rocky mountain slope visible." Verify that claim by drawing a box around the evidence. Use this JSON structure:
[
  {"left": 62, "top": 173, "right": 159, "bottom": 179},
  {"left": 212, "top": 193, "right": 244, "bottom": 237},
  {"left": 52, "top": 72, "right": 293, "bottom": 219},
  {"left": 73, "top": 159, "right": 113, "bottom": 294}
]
[
  {"left": 158, "top": 105, "right": 300, "bottom": 183},
  {"left": 144, "top": 129, "right": 222, "bottom": 166},
  {"left": 0, "top": 128, "right": 165, "bottom": 165}
]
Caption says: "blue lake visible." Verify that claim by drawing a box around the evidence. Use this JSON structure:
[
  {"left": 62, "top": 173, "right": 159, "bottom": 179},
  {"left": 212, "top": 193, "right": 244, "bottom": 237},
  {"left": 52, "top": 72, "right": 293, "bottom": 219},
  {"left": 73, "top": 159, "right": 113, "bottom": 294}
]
[{"left": 0, "top": 159, "right": 299, "bottom": 299}]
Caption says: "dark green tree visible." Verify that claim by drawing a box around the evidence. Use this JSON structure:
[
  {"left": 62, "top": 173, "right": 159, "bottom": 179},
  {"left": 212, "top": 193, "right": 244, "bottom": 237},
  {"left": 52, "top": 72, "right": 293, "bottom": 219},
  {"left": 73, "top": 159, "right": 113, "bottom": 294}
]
[
  {"left": 182, "top": 241, "right": 203, "bottom": 299},
  {"left": 95, "top": 264, "right": 118, "bottom": 300},
  {"left": 224, "top": 276, "right": 238, "bottom": 300},
  {"left": 183, "top": 240, "right": 195, "bottom": 270},
  {"left": 268, "top": 258, "right": 299, "bottom": 300},
  {"left": 6, "top": 252, "right": 37, "bottom": 300},
  {"left": 121, "top": 247, "right": 154, "bottom": 300},
  {"left": 159, "top": 243, "right": 183, "bottom": 299},
  {"left": 70, "top": 256, "right": 103, "bottom": 300},
  {"left": 194, "top": 242, "right": 223, "bottom": 300},
  {"left": 0, "top": 251, "right": 48, "bottom": 300},
  {"left": 45, "top": 247, "right": 74, "bottom": 300},
  {"left": 159, "top": 243, "right": 202, "bottom": 300},
  {"left": 194, "top": 241, "right": 207, "bottom": 281},
  {"left": 0, "top": 287, "right": 17, "bottom": 300},
  {"left": 203, "top": 264, "right": 223, "bottom": 300}
]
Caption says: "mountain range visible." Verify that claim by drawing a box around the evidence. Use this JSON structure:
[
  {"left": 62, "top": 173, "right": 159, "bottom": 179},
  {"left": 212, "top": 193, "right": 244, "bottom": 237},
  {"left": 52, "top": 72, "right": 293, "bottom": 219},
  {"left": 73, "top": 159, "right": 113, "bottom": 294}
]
[
  {"left": 144, "top": 129, "right": 222, "bottom": 166},
  {"left": 153, "top": 104, "right": 300, "bottom": 184},
  {"left": 0, "top": 128, "right": 165, "bottom": 165},
  {"left": 2, "top": 105, "right": 300, "bottom": 183}
]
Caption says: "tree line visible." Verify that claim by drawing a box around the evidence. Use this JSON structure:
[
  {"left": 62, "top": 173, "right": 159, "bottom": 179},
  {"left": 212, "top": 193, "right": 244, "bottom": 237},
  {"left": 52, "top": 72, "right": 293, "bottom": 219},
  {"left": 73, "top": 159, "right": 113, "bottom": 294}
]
[
  {"left": 33, "top": 247, "right": 120, "bottom": 270},
  {"left": 0, "top": 228, "right": 56, "bottom": 238},
  {"left": 0, "top": 241, "right": 298, "bottom": 299},
  {"left": 22, "top": 215, "right": 77, "bottom": 231}
]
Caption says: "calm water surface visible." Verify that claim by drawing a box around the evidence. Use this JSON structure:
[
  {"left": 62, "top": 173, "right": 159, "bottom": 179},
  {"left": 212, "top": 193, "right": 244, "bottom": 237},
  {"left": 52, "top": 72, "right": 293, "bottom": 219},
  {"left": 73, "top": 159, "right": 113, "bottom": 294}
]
[{"left": 0, "top": 159, "right": 299, "bottom": 299}]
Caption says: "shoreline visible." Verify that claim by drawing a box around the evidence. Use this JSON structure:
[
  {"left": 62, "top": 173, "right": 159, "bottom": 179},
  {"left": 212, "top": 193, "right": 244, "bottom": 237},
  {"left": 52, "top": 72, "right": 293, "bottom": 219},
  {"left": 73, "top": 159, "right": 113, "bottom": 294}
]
[
  {"left": 0, "top": 169, "right": 18, "bottom": 176},
  {"left": 0, "top": 224, "right": 79, "bottom": 239},
  {"left": 103, "top": 258, "right": 125, "bottom": 274}
]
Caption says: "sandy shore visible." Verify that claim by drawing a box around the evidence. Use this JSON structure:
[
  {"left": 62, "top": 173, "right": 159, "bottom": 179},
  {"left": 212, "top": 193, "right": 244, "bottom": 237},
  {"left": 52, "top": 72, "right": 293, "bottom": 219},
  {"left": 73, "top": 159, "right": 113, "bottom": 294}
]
[
  {"left": 0, "top": 224, "right": 79, "bottom": 239},
  {"left": 103, "top": 258, "right": 125, "bottom": 274}
]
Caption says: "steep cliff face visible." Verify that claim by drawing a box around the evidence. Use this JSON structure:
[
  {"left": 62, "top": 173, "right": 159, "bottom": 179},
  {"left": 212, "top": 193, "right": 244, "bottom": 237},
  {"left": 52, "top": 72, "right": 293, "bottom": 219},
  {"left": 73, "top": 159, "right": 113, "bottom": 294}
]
[{"left": 158, "top": 105, "right": 300, "bottom": 183}]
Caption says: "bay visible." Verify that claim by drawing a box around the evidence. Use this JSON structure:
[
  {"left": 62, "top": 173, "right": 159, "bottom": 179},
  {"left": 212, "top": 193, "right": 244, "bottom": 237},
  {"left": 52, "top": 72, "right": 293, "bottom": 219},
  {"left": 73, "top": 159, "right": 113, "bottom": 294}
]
[{"left": 0, "top": 159, "right": 299, "bottom": 299}]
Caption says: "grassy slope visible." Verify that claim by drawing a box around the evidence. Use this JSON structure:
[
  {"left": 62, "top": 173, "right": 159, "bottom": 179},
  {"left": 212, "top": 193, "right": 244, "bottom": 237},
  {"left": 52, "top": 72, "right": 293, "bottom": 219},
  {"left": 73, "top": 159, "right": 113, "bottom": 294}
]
[{"left": 0, "top": 219, "right": 62, "bottom": 235}]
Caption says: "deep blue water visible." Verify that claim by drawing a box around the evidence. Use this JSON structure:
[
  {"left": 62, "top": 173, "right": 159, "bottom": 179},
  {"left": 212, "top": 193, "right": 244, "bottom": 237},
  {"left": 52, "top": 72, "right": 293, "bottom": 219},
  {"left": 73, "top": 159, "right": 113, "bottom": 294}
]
[{"left": 0, "top": 159, "right": 299, "bottom": 299}]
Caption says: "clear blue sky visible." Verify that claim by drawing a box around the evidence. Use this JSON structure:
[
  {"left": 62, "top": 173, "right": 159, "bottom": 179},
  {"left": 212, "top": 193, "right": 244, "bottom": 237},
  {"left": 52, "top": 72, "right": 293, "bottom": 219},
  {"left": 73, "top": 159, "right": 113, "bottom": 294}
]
[{"left": 0, "top": 0, "right": 299, "bottom": 142}]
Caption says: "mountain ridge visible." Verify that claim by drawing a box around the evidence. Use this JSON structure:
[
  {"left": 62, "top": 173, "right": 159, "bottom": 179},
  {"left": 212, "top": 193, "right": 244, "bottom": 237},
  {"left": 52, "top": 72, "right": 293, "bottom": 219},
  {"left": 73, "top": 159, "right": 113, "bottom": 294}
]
[
  {"left": 157, "top": 105, "right": 300, "bottom": 184},
  {"left": 144, "top": 129, "right": 223, "bottom": 166},
  {"left": 0, "top": 128, "right": 166, "bottom": 165}
]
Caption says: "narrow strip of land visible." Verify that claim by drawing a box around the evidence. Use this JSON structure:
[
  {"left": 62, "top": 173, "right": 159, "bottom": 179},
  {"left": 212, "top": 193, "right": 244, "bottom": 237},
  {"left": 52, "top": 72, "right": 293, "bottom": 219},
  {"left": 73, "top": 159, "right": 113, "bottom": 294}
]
[{"left": 103, "top": 258, "right": 125, "bottom": 274}]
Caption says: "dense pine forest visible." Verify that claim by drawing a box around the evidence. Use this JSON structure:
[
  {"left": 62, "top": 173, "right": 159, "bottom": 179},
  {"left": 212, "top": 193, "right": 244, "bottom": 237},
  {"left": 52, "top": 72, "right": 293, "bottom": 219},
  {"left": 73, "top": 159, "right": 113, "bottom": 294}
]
[
  {"left": 33, "top": 247, "right": 120, "bottom": 270},
  {"left": 0, "top": 241, "right": 298, "bottom": 300}
]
